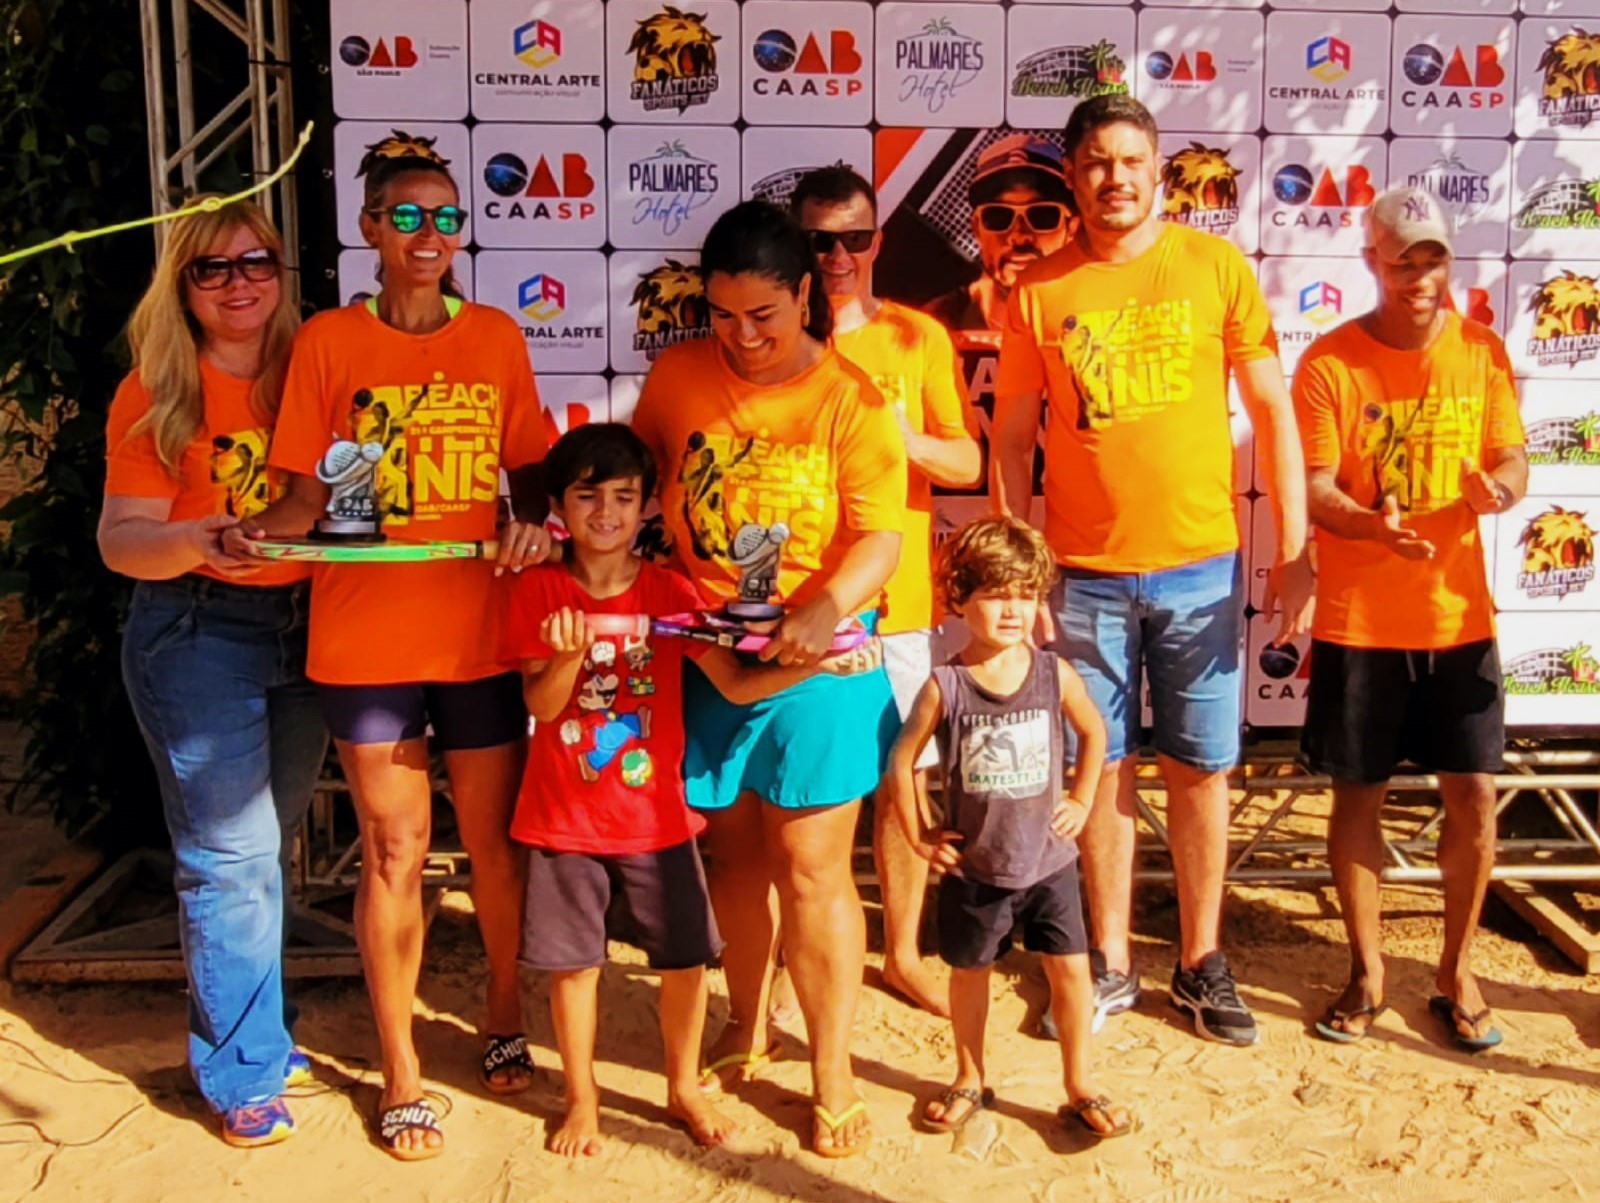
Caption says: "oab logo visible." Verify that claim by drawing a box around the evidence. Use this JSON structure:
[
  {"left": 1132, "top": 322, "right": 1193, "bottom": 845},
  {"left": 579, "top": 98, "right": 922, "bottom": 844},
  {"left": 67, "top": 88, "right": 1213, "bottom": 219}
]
[
  {"left": 1271, "top": 162, "right": 1375, "bottom": 230},
  {"left": 482, "top": 152, "right": 597, "bottom": 221},
  {"left": 751, "top": 28, "right": 864, "bottom": 97},
  {"left": 340, "top": 35, "right": 418, "bottom": 73},
  {"left": 895, "top": 17, "right": 985, "bottom": 115},
  {"left": 1257, "top": 639, "right": 1311, "bottom": 701},
  {"left": 1146, "top": 50, "right": 1216, "bottom": 86},
  {"left": 1399, "top": 42, "right": 1506, "bottom": 111}
]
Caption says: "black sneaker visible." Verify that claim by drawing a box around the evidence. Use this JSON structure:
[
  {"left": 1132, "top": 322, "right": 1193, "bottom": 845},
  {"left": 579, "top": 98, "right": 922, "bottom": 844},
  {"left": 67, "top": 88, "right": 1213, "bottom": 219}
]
[
  {"left": 1170, "top": 951, "right": 1258, "bottom": 1046},
  {"left": 1090, "top": 949, "right": 1142, "bottom": 1035}
]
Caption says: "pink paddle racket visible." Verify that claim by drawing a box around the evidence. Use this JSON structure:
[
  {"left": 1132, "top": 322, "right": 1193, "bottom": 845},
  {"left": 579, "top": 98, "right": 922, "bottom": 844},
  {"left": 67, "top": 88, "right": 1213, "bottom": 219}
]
[{"left": 584, "top": 611, "right": 870, "bottom": 656}]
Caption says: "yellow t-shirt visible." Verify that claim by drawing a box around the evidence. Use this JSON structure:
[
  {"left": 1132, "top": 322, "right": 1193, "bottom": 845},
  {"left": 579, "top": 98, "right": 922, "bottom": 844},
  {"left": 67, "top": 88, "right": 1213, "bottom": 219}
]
[
  {"left": 631, "top": 337, "right": 908, "bottom": 612},
  {"left": 834, "top": 301, "right": 971, "bottom": 633},
  {"left": 1293, "top": 313, "right": 1524, "bottom": 650},
  {"left": 995, "top": 222, "right": 1278, "bottom": 573}
]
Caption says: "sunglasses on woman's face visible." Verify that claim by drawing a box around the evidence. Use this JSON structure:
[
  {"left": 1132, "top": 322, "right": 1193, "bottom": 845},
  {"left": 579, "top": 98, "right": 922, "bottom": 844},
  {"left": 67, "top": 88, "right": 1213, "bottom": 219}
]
[
  {"left": 186, "top": 248, "right": 281, "bottom": 290},
  {"left": 366, "top": 203, "right": 468, "bottom": 236},
  {"left": 974, "top": 202, "right": 1069, "bottom": 234},
  {"left": 805, "top": 228, "right": 876, "bottom": 255}
]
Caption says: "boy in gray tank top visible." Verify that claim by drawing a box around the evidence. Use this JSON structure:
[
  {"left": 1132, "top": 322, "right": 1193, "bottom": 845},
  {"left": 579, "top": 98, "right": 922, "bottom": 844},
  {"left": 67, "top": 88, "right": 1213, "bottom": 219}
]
[{"left": 887, "top": 516, "right": 1135, "bottom": 1140}]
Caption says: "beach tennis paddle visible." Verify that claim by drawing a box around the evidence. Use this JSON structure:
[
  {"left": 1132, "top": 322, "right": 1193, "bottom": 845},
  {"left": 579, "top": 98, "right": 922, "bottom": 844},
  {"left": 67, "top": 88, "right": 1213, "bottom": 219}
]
[
  {"left": 250, "top": 537, "right": 503, "bottom": 563},
  {"left": 585, "top": 611, "right": 870, "bottom": 656}
]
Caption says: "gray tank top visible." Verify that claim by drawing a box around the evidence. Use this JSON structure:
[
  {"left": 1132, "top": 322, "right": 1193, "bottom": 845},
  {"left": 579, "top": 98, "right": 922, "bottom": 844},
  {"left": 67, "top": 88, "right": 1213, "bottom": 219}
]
[{"left": 932, "top": 648, "right": 1074, "bottom": 890}]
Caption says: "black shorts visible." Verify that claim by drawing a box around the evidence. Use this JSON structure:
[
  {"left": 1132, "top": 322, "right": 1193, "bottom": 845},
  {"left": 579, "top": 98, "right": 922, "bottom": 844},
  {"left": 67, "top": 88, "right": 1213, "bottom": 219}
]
[
  {"left": 318, "top": 671, "right": 527, "bottom": 750},
  {"left": 936, "top": 860, "right": 1088, "bottom": 970},
  {"left": 1302, "top": 639, "right": 1505, "bottom": 785},
  {"left": 520, "top": 839, "right": 722, "bottom": 972}
]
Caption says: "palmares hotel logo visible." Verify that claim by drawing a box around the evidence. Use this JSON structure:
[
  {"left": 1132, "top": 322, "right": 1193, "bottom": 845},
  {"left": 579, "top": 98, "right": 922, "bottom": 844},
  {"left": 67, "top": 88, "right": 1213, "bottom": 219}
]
[{"left": 895, "top": 18, "right": 984, "bottom": 115}]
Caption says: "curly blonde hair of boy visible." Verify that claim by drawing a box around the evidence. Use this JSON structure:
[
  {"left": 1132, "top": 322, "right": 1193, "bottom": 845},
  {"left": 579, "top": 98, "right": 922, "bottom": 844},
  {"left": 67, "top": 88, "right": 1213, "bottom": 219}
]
[{"left": 936, "top": 516, "right": 1056, "bottom": 611}]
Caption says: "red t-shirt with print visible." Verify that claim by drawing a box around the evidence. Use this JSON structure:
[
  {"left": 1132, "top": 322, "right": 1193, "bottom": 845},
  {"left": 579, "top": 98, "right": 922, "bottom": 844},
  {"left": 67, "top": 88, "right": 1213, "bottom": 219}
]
[{"left": 502, "top": 560, "right": 706, "bottom": 855}]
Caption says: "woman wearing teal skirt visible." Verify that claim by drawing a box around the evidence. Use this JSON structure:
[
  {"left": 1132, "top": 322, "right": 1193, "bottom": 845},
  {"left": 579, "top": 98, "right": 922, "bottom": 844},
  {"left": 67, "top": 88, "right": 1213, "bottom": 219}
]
[{"left": 631, "top": 201, "right": 906, "bottom": 1159}]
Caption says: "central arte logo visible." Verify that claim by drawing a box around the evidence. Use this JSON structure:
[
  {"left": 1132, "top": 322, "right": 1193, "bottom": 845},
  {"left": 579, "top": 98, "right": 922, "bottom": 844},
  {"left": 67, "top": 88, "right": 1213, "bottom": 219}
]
[
  {"left": 1527, "top": 270, "right": 1600, "bottom": 369},
  {"left": 1517, "top": 505, "right": 1596, "bottom": 600},
  {"left": 628, "top": 5, "right": 721, "bottom": 113},
  {"left": 481, "top": 152, "right": 597, "bottom": 221},
  {"left": 1012, "top": 39, "right": 1128, "bottom": 100},
  {"left": 1160, "top": 143, "right": 1241, "bottom": 234},
  {"left": 632, "top": 259, "right": 710, "bottom": 359},
  {"left": 1538, "top": 29, "right": 1600, "bottom": 129},
  {"left": 520, "top": 274, "right": 566, "bottom": 323},
  {"left": 750, "top": 27, "right": 863, "bottom": 97},
  {"left": 1299, "top": 281, "right": 1344, "bottom": 326},
  {"left": 1306, "top": 35, "right": 1351, "bottom": 83},
  {"left": 1399, "top": 42, "right": 1506, "bottom": 110},
  {"left": 515, "top": 19, "right": 562, "bottom": 70}
]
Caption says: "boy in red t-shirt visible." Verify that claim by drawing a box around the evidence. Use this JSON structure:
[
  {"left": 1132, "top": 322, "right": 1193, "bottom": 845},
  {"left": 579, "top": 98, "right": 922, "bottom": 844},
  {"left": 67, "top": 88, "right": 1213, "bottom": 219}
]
[{"left": 506, "top": 423, "right": 875, "bottom": 1158}]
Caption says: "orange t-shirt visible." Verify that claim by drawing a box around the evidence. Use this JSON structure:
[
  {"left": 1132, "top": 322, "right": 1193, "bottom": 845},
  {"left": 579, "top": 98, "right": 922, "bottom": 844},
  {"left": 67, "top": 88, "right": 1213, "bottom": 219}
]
[
  {"left": 1293, "top": 313, "right": 1524, "bottom": 651},
  {"left": 267, "top": 302, "right": 547, "bottom": 684},
  {"left": 996, "top": 222, "right": 1278, "bottom": 573},
  {"left": 834, "top": 301, "right": 971, "bottom": 634},
  {"left": 104, "top": 360, "right": 308, "bottom": 587},
  {"left": 631, "top": 338, "right": 908, "bottom": 611}
]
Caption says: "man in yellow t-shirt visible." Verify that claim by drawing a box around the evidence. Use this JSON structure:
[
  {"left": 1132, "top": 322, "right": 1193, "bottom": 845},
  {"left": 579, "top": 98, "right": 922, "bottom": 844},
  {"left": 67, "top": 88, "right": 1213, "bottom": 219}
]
[
  {"left": 1293, "top": 187, "right": 1527, "bottom": 1052},
  {"left": 993, "top": 95, "right": 1315, "bottom": 1047},
  {"left": 793, "top": 166, "right": 982, "bottom": 1019}
]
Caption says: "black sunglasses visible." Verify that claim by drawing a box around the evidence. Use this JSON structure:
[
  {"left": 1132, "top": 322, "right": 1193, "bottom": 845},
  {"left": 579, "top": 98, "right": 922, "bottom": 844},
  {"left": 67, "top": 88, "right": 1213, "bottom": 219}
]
[
  {"left": 186, "top": 248, "right": 281, "bottom": 290},
  {"left": 805, "top": 228, "right": 876, "bottom": 255},
  {"left": 365, "top": 203, "right": 468, "bottom": 236},
  {"left": 975, "top": 202, "right": 1068, "bottom": 234}
]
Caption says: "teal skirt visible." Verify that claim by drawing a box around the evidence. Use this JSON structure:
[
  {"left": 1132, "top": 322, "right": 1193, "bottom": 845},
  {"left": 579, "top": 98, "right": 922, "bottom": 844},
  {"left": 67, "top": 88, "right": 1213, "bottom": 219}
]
[{"left": 682, "top": 622, "right": 901, "bottom": 810}]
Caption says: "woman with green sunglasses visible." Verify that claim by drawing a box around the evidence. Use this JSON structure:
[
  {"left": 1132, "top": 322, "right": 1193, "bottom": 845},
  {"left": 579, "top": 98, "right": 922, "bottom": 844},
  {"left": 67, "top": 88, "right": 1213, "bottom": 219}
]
[{"left": 225, "top": 132, "right": 552, "bottom": 1160}]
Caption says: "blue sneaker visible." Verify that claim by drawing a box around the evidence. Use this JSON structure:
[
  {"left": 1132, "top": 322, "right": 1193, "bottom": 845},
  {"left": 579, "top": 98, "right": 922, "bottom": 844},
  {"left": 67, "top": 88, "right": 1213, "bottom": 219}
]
[
  {"left": 223, "top": 1096, "right": 295, "bottom": 1148},
  {"left": 284, "top": 1050, "right": 313, "bottom": 1089}
]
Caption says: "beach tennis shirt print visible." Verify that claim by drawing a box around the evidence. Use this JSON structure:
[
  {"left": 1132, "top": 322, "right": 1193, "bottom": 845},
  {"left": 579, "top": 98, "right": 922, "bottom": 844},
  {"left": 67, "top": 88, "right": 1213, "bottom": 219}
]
[
  {"left": 104, "top": 359, "right": 307, "bottom": 587},
  {"left": 268, "top": 301, "right": 547, "bottom": 684},
  {"left": 502, "top": 562, "right": 705, "bottom": 856},
  {"left": 1294, "top": 312, "right": 1525, "bottom": 652},
  {"left": 630, "top": 338, "right": 908, "bottom": 612},
  {"left": 996, "top": 222, "right": 1277, "bottom": 574}
]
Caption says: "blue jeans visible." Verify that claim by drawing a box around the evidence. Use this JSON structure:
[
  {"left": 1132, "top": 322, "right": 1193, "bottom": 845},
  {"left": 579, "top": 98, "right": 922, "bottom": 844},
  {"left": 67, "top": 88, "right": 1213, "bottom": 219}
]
[
  {"left": 1050, "top": 551, "right": 1244, "bottom": 771},
  {"left": 121, "top": 576, "right": 328, "bottom": 1112}
]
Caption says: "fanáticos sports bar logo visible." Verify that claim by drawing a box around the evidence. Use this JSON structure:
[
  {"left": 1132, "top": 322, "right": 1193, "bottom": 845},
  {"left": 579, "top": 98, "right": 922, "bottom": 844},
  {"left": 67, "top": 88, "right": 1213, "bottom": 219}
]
[
  {"left": 1012, "top": 39, "right": 1128, "bottom": 101},
  {"left": 1161, "top": 143, "right": 1241, "bottom": 235},
  {"left": 632, "top": 259, "right": 710, "bottom": 359},
  {"left": 1504, "top": 643, "right": 1600, "bottom": 694},
  {"left": 1537, "top": 29, "right": 1600, "bottom": 129},
  {"left": 1527, "top": 270, "right": 1600, "bottom": 369},
  {"left": 1517, "top": 505, "right": 1596, "bottom": 600},
  {"left": 628, "top": 5, "right": 721, "bottom": 114}
]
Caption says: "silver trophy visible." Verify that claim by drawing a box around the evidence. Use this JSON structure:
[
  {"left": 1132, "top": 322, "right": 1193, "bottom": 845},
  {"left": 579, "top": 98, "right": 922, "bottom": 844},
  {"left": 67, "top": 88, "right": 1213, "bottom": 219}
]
[
  {"left": 725, "top": 520, "right": 790, "bottom": 623},
  {"left": 309, "top": 438, "right": 386, "bottom": 541}
]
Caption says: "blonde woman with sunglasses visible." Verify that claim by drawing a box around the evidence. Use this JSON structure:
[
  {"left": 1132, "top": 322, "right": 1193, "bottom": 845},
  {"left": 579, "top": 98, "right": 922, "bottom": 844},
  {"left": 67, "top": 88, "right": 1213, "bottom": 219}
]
[{"left": 99, "top": 198, "right": 328, "bottom": 1149}]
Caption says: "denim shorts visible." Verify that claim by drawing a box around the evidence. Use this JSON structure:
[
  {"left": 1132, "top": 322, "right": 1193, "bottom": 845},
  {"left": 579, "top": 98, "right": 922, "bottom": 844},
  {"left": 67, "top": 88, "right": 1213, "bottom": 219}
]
[{"left": 1049, "top": 551, "right": 1244, "bottom": 771}]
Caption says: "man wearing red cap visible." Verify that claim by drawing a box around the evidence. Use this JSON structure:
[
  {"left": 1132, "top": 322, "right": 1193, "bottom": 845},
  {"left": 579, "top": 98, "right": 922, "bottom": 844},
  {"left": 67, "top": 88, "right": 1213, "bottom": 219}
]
[{"left": 1294, "top": 185, "right": 1526, "bottom": 1053}]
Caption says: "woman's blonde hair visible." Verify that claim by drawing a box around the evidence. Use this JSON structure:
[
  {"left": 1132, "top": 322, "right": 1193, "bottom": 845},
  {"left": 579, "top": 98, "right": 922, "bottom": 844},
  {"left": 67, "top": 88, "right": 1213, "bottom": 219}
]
[{"left": 125, "top": 198, "right": 298, "bottom": 474}]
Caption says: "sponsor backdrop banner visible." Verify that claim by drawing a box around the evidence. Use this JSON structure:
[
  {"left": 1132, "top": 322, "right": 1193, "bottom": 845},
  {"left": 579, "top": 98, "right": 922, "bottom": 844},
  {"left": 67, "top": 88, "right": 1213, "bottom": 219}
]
[{"left": 326, "top": 0, "right": 1600, "bottom": 731}]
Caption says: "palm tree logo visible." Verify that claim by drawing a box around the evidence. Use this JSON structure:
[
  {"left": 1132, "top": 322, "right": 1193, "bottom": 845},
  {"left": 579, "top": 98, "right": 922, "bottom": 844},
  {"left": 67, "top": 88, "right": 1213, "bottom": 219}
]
[
  {"left": 1085, "top": 39, "right": 1124, "bottom": 86},
  {"left": 1563, "top": 643, "right": 1599, "bottom": 683},
  {"left": 1576, "top": 411, "right": 1600, "bottom": 454}
]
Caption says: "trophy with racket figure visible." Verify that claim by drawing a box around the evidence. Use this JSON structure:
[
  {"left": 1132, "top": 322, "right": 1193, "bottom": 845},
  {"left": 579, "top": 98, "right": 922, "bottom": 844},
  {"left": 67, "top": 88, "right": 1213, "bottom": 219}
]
[
  {"left": 309, "top": 437, "right": 387, "bottom": 542},
  {"left": 724, "top": 520, "right": 790, "bottom": 623}
]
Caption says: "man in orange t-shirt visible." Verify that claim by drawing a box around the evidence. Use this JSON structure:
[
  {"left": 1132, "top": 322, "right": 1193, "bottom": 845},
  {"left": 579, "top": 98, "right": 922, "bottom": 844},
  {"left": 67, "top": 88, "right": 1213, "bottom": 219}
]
[
  {"left": 1293, "top": 187, "right": 1527, "bottom": 1052},
  {"left": 792, "top": 165, "right": 981, "bottom": 1019},
  {"left": 993, "top": 95, "right": 1315, "bottom": 1047}
]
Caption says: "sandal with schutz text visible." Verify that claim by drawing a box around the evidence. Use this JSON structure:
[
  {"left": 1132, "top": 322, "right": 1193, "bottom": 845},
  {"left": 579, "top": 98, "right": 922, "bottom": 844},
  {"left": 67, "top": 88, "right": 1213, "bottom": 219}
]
[{"left": 377, "top": 1098, "right": 445, "bottom": 1162}]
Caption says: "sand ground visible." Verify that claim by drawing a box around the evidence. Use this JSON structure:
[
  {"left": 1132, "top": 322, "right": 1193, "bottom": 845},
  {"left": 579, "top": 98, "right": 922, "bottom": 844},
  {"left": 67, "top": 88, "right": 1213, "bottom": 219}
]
[{"left": 5, "top": 859, "right": 1600, "bottom": 1203}]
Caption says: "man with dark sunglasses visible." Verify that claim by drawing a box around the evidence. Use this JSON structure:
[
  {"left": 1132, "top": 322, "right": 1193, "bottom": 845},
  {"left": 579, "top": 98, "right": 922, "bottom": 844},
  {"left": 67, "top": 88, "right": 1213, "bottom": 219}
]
[
  {"left": 791, "top": 166, "right": 982, "bottom": 1020},
  {"left": 925, "top": 135, "right": 1076, "bottom": 340}
]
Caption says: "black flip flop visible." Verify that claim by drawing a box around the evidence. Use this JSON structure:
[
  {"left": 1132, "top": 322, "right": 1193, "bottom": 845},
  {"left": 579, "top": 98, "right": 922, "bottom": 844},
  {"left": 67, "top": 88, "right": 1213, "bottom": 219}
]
[
  {"left": 1314, "top": 1001, "right": 1389, "bottom": 1044},
  {"left": 917, "top": 1086, "right": 994, "bottom": 1133}
]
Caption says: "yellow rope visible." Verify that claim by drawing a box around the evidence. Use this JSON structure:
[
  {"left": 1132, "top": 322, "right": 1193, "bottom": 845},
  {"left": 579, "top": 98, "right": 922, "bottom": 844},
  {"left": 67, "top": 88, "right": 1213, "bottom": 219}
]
[{"left": 0, "top": 120, "right": 315, "bottom": 268}]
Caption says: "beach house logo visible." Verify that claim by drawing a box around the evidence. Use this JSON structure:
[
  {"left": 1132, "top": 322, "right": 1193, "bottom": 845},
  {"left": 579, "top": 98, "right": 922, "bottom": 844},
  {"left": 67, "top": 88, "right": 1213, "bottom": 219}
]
[
  {"left": 1504, "top": 643, "right": 1600, "bottom": 694},
  {"left": 519, "top": 274, "right": 566, "bottom": 323},
  {"left": 1270, "top": 161, "right": 1376, "bottom": 231},
  {"left": 1160, "top": 143, "right": 1241, "bottom": 235},
  {"left": 750, "top": 27, "right": 864, "bottom": 98},
  {"left": 1011, "top": 39, "right": 1128, "bottom": 100},
  {"left": 632, "top": 259, "right": 710, "bottom": 360},
  {"left": 1299, "top": 281, "right": 1344, "bottom": 326},
  {"left": 1398, "top": 42, "right": 1507, "bottom": 111},
  {"left": 339, "top": 34, "right": 418, "bottom": 73},
  {"left": 481, "top": 151, "right": 596, "bottom": 221},
  {"left": 1527, "top": 411, "right": 1600, "bottom": 466},
  {"left": 628, "top": 5, "right": 721, "bottom": 114},
  {"left": 1527, "top": 270, "right": 1600, "bottom": 369},
  {"left": 628, "top": 140, "right": 720, "bottom": 239},
  {"left": 515, "top": 19, "right": 562, "bottom": 69},
  {"left": 751, "top": 159, "right": 849, "bottom": 209},
  {"left": 1146, "top": 50, "right": 1216, "bottom": 86},
  {"left": 895, "top": 18, "right": 985, "bottom": 115},
  {"left": 1516, "top": 176, "right": 1600, "bottom": 231},
  {"left": 1537, "top": 30, "right": 1600, "bottom": 129},
  {"left": 1517, "top": 506, "right": 1596, "bottom": 600},
  {"left": 1407, "top": 153, "right": 1492, "bottom": 226},
  {"left": 1307, "top": 36, "right": 1351, "bottom": 83}
]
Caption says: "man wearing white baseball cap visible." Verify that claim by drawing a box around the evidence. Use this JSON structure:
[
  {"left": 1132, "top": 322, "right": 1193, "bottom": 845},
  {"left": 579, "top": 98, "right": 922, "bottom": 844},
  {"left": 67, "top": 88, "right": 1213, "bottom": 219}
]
[{"left": 1292, "top": 185, "right": 1527, "bottom": 1052}]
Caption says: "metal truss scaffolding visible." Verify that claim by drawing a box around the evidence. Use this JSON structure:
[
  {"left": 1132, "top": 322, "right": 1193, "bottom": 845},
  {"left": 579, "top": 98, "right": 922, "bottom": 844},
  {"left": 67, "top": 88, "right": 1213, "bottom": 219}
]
[{"left": 139, "top": 0, "right": 299, "bottom": 278}]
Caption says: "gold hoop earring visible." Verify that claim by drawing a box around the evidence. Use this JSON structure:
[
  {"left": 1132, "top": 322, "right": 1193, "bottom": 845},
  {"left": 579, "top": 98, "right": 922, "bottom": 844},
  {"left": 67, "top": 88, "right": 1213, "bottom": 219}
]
[{"left": 801, "top": 301, "right": 811, "bottom": 327}]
